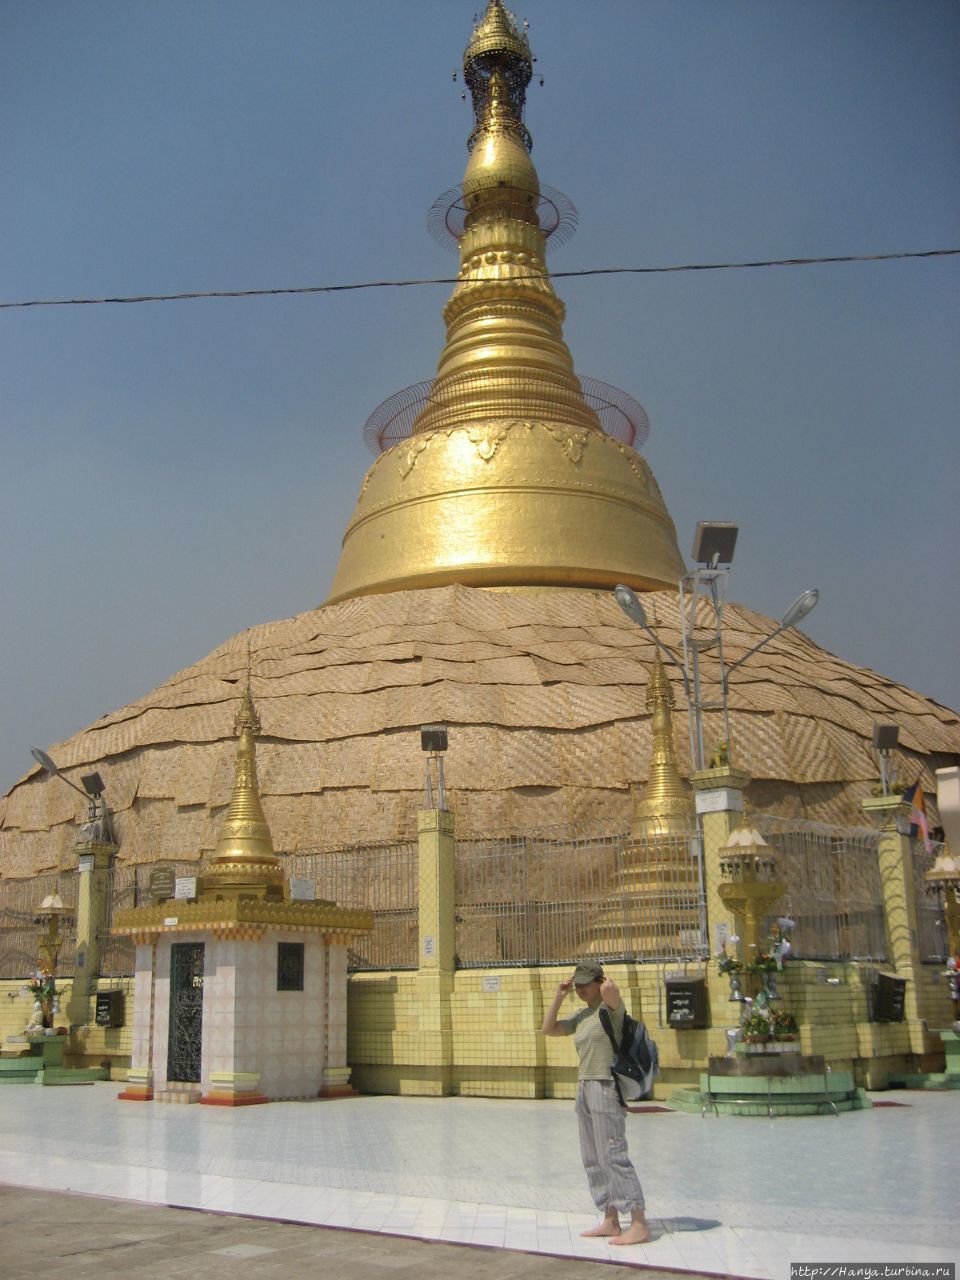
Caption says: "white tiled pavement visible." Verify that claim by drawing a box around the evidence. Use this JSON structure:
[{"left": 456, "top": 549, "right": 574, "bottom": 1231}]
[{"left": 0, "top": 1083, "right": 956, "bottom": 1278}]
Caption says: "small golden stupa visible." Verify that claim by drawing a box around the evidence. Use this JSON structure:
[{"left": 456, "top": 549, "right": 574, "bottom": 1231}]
[
  {"left": 327, "top": 0, "right": 685, "bottom": 603},
  {"left": 631, "top": 653, "right": 694, "bottom": 835},
  {"left": 197, "top": 685, "right": 285, "bottom": 902}
]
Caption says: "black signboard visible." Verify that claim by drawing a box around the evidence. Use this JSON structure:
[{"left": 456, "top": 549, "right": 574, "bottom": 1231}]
[
  {"left": 665, "top": 977, "right": 708, "bottom": 1029},
  {"left": 872, "top": 972, "right": 906, "bottom": 1023},
  {"left": 95, "top": 990, "right": 124, "bottom": 1028}
]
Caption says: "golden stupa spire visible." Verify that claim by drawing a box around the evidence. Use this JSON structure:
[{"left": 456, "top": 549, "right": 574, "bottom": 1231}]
[
  {"left": 633, "top": 651, "right": 693, "bottom": 829},
  {"left": 327, "top": 3, "right": 684, "bottom": 604},
  {"left": 198, "top": 676, "right": 285, "bottom": 902}
]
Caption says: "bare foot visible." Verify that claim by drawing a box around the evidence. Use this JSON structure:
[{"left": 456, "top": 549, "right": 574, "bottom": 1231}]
[
  {"left": 609, "top": 1224, "right": 652, "bottom": 1246},
  {"left": 581, "top": 1221, "right": 621, "bottom": 1238}
]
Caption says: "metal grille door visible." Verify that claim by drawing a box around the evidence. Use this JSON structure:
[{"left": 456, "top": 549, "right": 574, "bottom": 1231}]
[{"left": 167, "top": 942, "right": 204, "bottom": 1083}]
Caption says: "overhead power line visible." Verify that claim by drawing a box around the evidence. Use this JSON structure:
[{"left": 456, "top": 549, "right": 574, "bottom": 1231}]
[{"left": 0, "top": 248, "right": 956, "bottom": 312}]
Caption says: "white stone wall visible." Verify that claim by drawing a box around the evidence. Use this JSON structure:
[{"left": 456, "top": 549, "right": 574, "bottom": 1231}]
[{"left": 136, "top": 929, "right": 339, "bottom": 1099}]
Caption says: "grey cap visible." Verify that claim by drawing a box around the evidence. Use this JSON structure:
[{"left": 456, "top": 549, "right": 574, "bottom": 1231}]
[{"left": 572, "top": 961, "right": 603, "bottom": 986}]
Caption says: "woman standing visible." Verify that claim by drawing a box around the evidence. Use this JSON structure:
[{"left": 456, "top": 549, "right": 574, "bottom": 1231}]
[{"left": 541, "top": 960, "right": 650, "bottom": 1245}]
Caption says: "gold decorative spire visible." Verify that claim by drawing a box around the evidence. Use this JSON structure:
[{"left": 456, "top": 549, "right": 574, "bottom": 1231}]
[
  {"left": 198, "top": 682, "right": 286, "bottom": 902},
  {"left": 633, "top": 652, "right": 693, "bottom": 830},
  {"left": 326, "top": 4, "right": 685, "bottom": 604}
]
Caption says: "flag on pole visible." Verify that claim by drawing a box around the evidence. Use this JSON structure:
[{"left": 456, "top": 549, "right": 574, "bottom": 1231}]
[{"left": 902, "top": 781, "right": 934, "bottom": 853}]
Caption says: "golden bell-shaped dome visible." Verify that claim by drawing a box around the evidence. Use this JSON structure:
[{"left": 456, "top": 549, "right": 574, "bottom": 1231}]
[{"left": 326, "top": 3, "right": 685, "bottom": 605}]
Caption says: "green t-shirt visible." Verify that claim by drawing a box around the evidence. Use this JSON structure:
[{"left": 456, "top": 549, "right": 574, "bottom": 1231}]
[{"left": 560, "top": 1000, "right": 624, "bottom": 1081}]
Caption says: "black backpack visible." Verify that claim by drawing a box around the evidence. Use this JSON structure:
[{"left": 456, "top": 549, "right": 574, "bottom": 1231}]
[{"left": 598, "top": 1006, "right": 659, "bottom": 1107}]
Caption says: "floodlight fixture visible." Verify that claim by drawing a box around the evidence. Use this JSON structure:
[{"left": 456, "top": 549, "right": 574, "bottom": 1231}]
[
  {"left": 872, "top": 724, "right": 899, "bottom": 752},
  {"left": 692, "top": 521, "right": 738, "bottom": 568},
  {"left": 420, "top": 724, "right": 449, "bottom": 810},
  {"left": 420, "top": 724, "right": 448, "bottom": 754},
  {"left": 872, "top": 723, "right": 899, "bottom": 796},
  {"left": 30, "top": 747, "right": 115, "bottom": 842}
]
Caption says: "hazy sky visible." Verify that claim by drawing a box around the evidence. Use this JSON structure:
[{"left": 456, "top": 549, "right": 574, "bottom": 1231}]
[{"left": 2, "top": 1, "right": 958, "bottom": 796}]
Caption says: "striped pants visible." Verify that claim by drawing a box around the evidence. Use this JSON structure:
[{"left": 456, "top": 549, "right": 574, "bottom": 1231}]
[{"left": 575, "top": 1079, "right": 645, "bottom": 1215}]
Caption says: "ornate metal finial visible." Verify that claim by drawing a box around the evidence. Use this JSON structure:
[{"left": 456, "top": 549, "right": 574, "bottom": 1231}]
[
  {"left": 645, "top": 648, "right": 675, "bottom": 715},
  {"left": 464, "top": 0, "right": 533, "bottom": 153},
  {"left": 236, "top": 653, "right": 261, "bottom": 737},
  {"left": 198, "top": 681, "right": 285, "bottom": 902}
]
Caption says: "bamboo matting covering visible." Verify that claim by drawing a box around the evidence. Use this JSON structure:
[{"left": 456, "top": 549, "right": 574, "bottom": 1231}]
[{"left": 2, "top": 585, "right": 957, "bottom": 875}]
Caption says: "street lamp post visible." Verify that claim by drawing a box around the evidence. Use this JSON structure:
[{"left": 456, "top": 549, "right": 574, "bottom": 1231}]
[
  {"left": 30, "top": 748, "right": 115, "bottom": 843},
  {"left": 615, "top": 527, "right": 819, "bottom": 772}
]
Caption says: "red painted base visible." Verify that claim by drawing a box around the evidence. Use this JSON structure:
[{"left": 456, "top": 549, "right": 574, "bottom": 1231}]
[
  {"left": 117, "top": 1089, "right": 154, "bottom": 1102},
  {"left": 198, "top": 1093, "right": 270, "bottom": 1106},
  {"left": 319, "top": 1086, "right": 359, "bottom": 1099}
]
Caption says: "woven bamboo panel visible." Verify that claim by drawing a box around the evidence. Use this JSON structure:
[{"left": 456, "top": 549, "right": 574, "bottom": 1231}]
[
  {"left": 616, "top": 719, "right": 655, "bottom": 784},
  {"left": 441, "top": 726, "right": 501, "bottom": 791},
  {"left": 440, "top": 681, "right": 506, "bottom": 725},
  {"left": 3, "top": 584, "right": 958, "bottom": 875},
  {"left": 778, "top": 713, "right": 846, "bottom": 783},
  {"left": 497, "top": 728, "right": 564, "bottom": 789},
  {"left": 559, "top": 726, "right": 623, "bottom": 787},
  {"left": 136, "top": 748, "right": 180, "bottom": 800},
  {"left": 529, "top": 656, "right": 597, "bottom": 686},
  {"left": 729, "top": 712, "right": 793, "bottom": 779},
  {"left": 568, "top": 787, "right": 633, "bottom": 829},
  {"left": 818, "top": 721, "right": 876, "bottom": 780},
  {"left": 505, "top": 786, "right": 573, "bottom": 831}
]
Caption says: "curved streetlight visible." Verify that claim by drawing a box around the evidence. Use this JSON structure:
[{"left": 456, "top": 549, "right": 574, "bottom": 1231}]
[
  {"left": 30, "top": 748, "right": 114, "bottom": 842},
  {"left": 718, "top": 588, "right": 820, "bottom": 754},
  {"left": 614, "top": 582, "right": 820, "bottom": 771},
  {"left": 724, "top": 589, "right": 820, "bottom": 685}
]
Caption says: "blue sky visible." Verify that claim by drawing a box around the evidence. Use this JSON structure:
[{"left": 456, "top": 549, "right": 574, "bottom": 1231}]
[{"left": 2, "top": 0, "right": 958, "bottom": 794}]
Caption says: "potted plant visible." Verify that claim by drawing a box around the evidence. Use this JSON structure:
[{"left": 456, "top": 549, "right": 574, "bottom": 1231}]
[
  {"left": 745, "top": 951, "right": 779, "bottom": 976},
  {"left": 771, "top": 1009, "right": 798, "bottom": 1041},
  {"left": 740, "top": 1010, "right": 771, "bottom": 1044}
]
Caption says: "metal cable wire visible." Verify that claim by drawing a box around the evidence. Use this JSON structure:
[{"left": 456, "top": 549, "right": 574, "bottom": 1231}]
[{"left": 1, "top": 248, "right": 956, "bottom": 311}]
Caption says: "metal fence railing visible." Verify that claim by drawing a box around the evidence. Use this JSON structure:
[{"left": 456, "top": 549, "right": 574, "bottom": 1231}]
[
  {"left": 0, "top": 872, "right": 78, "bottom": 979},
  {"left": 0, "top": 812, "right": 902, "bottom": 980},
  {"left": 753, "top": 816, "right": 886, "bottom": 962},
  {"left": 914, "top": 840, "right": 949, "bottom": 963},
  {"left": 286, "top": 841, "right": 418, "bottom": 970},
  {"left": 454, "top": 817, "right": 706, "bottom": 967}
]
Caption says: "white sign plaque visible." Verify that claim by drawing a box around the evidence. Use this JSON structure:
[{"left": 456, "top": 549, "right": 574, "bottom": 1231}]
[
  {"left": 423, "top": 935, "right": 436, "bottom": 957},
  {"left": 163, "top": 916, "right": 179, "bottom": 927},
  {"left": 174, "top": 877, "right": 197, "bottom": 901},
  {"left": 289, "top": 878, "right": 316, "bottom": 901},
  {"left": 695, "top": 788, "right": 744, "bottom": 815},
  {"left": 482, "top": 975, "right": 500, "bottom": 993}
]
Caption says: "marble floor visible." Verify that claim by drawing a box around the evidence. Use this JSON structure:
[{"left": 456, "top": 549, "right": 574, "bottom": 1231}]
[{"left": 0, "top": 1084, "right": 955, "bottom": 1279}]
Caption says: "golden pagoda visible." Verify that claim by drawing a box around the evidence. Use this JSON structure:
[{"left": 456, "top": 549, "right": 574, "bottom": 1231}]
[
  {"left": 5, "top": 1, "right": 960, "bottom": 880},
  {"left": 327, "top": 0, "right": 685, "bottom": 603}
]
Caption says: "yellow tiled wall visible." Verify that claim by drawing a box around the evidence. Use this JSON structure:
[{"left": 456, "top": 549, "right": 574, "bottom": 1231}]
[{"left": 346, "top": 960, "right": 953, "bottom": 1097}]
